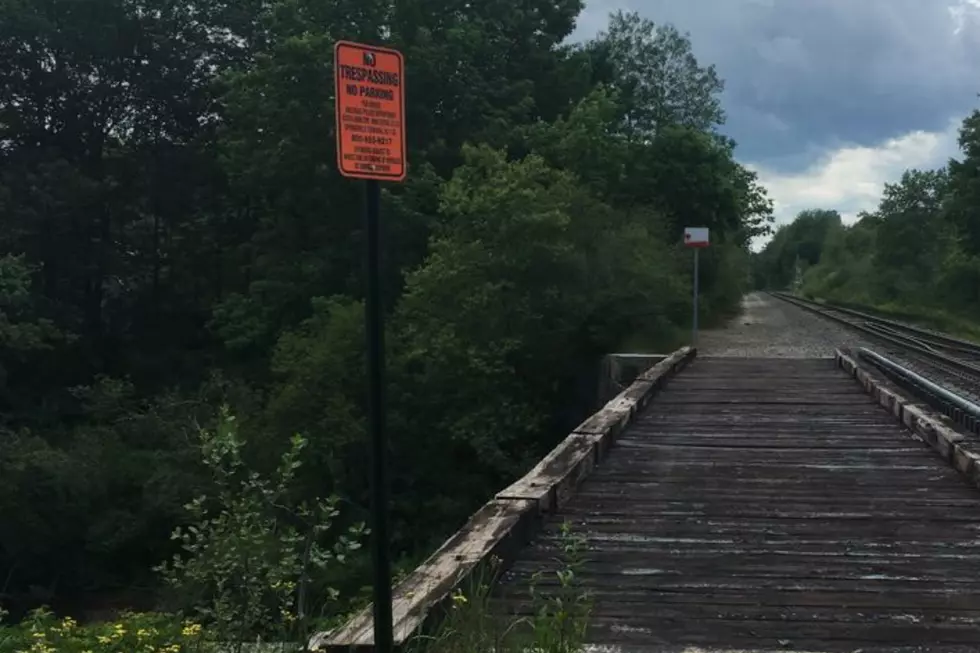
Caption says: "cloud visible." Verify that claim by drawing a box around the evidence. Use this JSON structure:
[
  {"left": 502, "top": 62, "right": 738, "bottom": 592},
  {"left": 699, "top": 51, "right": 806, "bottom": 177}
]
[
  {"left": 748, "top": 117, "right": 963, "bottom": 242},
  {"left": 569, "top": 1, "right": 978, "bottom": 251},
  {"left": 571, "top": 1, "right": 980, "bottom": 167},
  {"left": 951, "top": 0, "right": 980, "bottom": 35}
]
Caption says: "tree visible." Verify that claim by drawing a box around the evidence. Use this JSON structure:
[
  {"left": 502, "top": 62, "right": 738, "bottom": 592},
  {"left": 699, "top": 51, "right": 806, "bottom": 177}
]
[
  {"left": 872, "top": 169, "right": 950, "bottom": 287},
  {"left": 946, "top": 110, "right": 980, "bottom": 255},
  {"left": 753, "top": 210, "right": 841, "bottom": 290},
  {"left": 0, "top": 0, "right": 231, "bottom": 384},
  {"left": 0, "top": 0, "right": 769, "bottom": 620},
  {"left": 593, "top": 10, "right": 725, "bottom": 139},
  {"left": 392, "top": 146, "right": 594, "bottom": 514}
]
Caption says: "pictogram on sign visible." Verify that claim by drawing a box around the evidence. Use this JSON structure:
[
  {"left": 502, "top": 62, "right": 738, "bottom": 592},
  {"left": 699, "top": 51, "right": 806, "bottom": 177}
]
[
  {"left": 683, "top": 227, "right": 710, "bottom": 248},
  {"left": 334, "top": 40, "right": 406, "bottom": 182}
]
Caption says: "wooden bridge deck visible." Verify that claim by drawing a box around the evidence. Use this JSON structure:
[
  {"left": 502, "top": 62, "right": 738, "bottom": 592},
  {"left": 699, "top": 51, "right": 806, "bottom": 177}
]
[{"left": 494, "top": 357, "right": 980, "bottom": 652}]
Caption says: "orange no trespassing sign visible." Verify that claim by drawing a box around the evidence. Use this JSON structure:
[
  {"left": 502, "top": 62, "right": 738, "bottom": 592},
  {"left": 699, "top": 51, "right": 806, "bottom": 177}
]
[{"left": 334, "top": 40, "right": 406, "bottom": 182}]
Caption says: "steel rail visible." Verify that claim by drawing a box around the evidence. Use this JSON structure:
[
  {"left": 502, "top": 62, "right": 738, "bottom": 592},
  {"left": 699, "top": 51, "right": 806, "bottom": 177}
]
[
  {"left": 772, "top": 291, "right": 980, "bottom": 357},
  {"left": 769, "top": 292, "right": 980, "bottom": 378},
  {"left": 856, "top": 347, "right": 980, "bottom": 432}
]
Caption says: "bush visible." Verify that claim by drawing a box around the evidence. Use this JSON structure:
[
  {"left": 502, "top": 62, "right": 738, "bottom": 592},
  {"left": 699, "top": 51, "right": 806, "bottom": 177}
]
[
  {"left": 155, "top": 408, "right": 365, "bottom": 644},
  {"left": 0, "top": 609, "right": 204, "bottom": 653}
]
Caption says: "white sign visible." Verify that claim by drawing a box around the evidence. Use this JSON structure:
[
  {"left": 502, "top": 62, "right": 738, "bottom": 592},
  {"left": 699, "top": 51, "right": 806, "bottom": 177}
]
[{"left": 684, "top": 227, "right": 709, "bottom": 248}]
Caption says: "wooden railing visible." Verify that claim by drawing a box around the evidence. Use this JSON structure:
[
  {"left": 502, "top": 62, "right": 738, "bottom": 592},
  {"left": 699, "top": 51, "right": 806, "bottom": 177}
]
[{"left": 308, "top": 345, "right": 697, "bottom": 652}]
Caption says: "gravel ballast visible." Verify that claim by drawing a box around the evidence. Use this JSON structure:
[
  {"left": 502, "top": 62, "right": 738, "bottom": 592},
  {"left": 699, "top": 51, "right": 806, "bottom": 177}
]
[
  {"left": 697, "top": 291, "right": 867, "bottom": 357},
  {"left": 707, "top": 293, "right": 980, "bottom": 406}
]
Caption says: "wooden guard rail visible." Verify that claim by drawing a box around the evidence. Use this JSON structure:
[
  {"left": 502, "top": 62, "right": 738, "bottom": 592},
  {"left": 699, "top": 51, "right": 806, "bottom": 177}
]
[
  {"left": 308, "top": 345, "right": 696, "bottom": 652},
  {"left": 835, "top": 348, "right": 980, "bottom": 489}
]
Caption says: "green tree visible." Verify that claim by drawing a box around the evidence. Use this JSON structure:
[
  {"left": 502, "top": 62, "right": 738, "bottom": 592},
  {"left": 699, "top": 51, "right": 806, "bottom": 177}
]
[
  {"left": 0, "top": 0, "right": 775, "bottom": 622},
  {"left": 870, "top": 169, "right": 951, "bottom": 301},
  {"left": 946, "top": 110, "right": 980, "bottom": 256},
  {"left": 594, "top": 10, "right": 725, "bottom": 139}
]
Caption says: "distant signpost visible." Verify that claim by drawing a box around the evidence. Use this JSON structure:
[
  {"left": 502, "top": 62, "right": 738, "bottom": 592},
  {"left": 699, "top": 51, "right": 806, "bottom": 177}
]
[
  {"left": 334, "top": 39, "right": 407, "bottom": 653},
  {"left": 684, "top": 227, "right": 709, "bottom": 346}
]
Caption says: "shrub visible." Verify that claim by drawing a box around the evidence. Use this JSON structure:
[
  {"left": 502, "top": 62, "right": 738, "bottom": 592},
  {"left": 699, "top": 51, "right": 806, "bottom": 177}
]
[{"left": 0, "top": 609, "right": 204, "bottom": 653}]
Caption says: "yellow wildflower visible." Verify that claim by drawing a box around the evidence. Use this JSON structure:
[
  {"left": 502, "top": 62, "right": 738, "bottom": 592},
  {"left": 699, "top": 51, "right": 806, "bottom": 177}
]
[
  {"left": 31, "top": 632, "right": 45, "bottom": 639},
  {"left": 97, "top": 635, "right": 112, "bottom": 644},
  {"left": 137, "top": 628, "right": 151, "bottom": 639},
  {"left": 181, "top": 622, "right": 202, "bottom": 637},
  {"left": 61, "top": 616, "right": 77, "bottom": 630},
  {"left": 451, "top": 589, "right": 468, "bottom": 607}
]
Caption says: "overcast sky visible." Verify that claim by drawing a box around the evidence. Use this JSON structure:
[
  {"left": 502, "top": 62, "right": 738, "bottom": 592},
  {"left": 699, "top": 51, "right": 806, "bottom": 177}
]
[{"left": 570, "top": 0, "right": 980, "bottom": 240}]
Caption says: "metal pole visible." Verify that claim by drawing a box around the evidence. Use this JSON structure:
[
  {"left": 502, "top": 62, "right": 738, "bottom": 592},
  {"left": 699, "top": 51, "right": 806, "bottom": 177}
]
[
  {"left": 692, "top": 247, "right": 700, "bottom": 347},
  {"left": 364, "top": 179, "right": 393, "bottom": 652}
]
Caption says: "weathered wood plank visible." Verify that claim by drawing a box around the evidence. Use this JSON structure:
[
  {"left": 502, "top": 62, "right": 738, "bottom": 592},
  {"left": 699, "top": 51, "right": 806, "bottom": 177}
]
[
  {"left": 635, "top": 345, "right": 695, "bottom": 383},
  {"left": 310, "top": 498, "right": 535, "bottom": 651},
  {"left": 310, "top": 345, "right": 697, "bottom": 651},
  {"left": 495, "top": 356, "right": 980, "bottom": 651},
  {"left": 499, "top": 345, "right": 698, "bottom": 514},
  {"left": 835, "top": 348, "right": 980, "bottom": 489},
  {"left": 495, "top": 433, "right": 596, "bottom": 512},
  {"left": 574, "top": 345, "right": 695, "bottom": 458}
]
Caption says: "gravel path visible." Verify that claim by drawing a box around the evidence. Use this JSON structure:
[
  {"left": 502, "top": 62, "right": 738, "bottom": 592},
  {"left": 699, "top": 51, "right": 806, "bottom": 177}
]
[
  {"left": 702, "top": 293, "right": 980, "bottom": 405},
  {"left": 697, "top": 292, "right": 867, "bottom": 357}
]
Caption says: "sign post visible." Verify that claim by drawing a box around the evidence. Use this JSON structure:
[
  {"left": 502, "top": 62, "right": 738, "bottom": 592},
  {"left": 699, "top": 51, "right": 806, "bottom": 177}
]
[
  {"left": 683, "top": 227, "right": 709, "bottom": 347},
  {"left": 335, "top": 39, "right": 407, "bottom": 653}
]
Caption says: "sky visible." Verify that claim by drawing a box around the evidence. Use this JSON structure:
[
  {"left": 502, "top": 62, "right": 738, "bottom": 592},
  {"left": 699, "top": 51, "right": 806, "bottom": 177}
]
[{"left": 569, "top": 0, "right": 980, "bottom": 243}]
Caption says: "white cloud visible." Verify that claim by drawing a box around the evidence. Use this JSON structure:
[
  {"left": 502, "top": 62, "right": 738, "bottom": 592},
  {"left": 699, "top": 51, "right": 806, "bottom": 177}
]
[
  {"left": 747, "top": 117, "right": 963, "bottom": 246},
  {"left": 950, "top": 0, "right": 980, "bottom": 35}
]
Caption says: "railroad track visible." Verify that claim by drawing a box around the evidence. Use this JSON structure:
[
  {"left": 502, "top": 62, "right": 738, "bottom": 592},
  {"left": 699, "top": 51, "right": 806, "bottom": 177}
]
[
  {"left": 771, "top": 292, "right": 980, "bottom": 434},
  {"left": 771, "top": 292, "right": 980, "bottom": 359}
]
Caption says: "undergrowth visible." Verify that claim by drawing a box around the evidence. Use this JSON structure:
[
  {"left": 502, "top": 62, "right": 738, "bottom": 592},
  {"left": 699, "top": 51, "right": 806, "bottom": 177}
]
[
  {"left": 0, "top": 522, "right": 593, "bottom": 653},
  {"left": 803, "top": 293, "right": 980, "bottom": 344},
  {"left": 410, "top": 520, "right": 593, "bottom": 653}
]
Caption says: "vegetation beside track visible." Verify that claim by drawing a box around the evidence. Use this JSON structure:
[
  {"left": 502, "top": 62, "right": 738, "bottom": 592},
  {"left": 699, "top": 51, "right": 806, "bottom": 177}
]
[{"left": 753, "top": 106, "right": 980, "bottom": 343}]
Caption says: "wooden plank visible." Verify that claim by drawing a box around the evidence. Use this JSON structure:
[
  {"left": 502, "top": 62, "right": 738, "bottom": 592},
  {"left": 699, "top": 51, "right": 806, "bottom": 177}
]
[
  {"left": 496, "top": 345, "right": 698, "bottom": 512},
  {"left": 835, "top": 349, "right": 980, "bottom": 489},
  {"left": 310, "top": 498, "right": 535, "bottom": 651},
  {"left": 574, "top": 345, "right": 695, "bottom": 458},
  {"left": 635, "top": 345, "right": 694, "bottom": 383},
  {"left": 495, "top": 433, "right": 596, "bottom": 512},
  {"left": 311, "top": 345, "right": 697, "bottom": 651},
  {"left": 495, "top": 356, "right": 980, "bottom": 651}
]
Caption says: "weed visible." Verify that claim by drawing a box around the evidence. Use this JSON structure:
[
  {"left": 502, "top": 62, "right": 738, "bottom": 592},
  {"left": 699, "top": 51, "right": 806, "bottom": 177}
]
[{"left": 408, "top": 520, "right": 592, "bottom": 653}]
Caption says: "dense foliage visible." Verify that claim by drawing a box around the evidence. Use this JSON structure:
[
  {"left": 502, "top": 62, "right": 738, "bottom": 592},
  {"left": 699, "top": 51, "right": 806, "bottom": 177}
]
[
  {"left": 754, "top": 108, "right": 980, "bottom": 328},
  {"left": 0, "top": 0, "right": 771, "bottom": 635}
]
